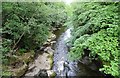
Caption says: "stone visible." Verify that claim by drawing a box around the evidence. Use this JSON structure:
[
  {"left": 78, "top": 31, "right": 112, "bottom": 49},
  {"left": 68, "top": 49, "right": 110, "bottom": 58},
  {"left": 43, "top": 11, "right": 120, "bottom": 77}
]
[
  {"left": 39, "top": 46, "right": 46, "bottom": 51},
  {"left": 47, "top": 39, "right": 51, "bottom": 42},
  {"left": 43, "top": 33, "right": 56, "bottom": 46},
  {"left": 47, "top": 70, "right": 56, "bottom": 77},
  {"left": 50, "top": 41, "right": 56, "bottom": 44},
  {"left": 43, "top": 41, "right": 50, "bottom": 46},
  {"left": 28, "top": 63, "right": 36, "bottom": 70},
  {"left": 44, "top": 47, "right": 54, "bottom": 55},
  {"left": 25, "top": 53, "right": 53, "bottom": 76},
  {"left": 48, "top": 33, "right": 56, "bottom": 41}
]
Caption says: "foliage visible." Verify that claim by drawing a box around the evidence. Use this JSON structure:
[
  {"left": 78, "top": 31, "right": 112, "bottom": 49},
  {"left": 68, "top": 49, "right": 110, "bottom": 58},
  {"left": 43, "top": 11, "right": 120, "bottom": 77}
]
[
  {"left": 68, "top": 2, "right": 119, "bottom": 77},
  {"left": 87, "top": 30, "right": 119, "bottom": 76},
  {"left": 2, "top": 2, "right": 67, "bottom": 65},
  {"left": 68, "top": 34, "right": 90, "bottom": 60}
]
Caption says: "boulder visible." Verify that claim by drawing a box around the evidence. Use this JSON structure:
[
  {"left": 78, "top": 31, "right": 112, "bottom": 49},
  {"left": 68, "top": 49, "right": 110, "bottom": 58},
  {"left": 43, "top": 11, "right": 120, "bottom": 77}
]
[{"left": 25, "top": 53, "right": 53, "bottom": 76}]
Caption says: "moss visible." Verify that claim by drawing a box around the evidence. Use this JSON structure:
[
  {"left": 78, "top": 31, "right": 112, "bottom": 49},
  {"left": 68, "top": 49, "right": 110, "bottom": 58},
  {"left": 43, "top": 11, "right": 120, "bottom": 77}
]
[
  {"left": 49, "top": 55, "right": 53, "bottom": 69},
  {"left": 47, "top": 70, "right": 56, "bottom": 78},
  {"left": 50, "top": 72, "right": 56, "bottom": 78}
]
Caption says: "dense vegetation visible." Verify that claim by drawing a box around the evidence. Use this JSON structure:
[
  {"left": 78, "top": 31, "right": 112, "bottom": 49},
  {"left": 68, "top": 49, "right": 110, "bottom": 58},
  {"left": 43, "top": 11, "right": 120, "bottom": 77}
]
[
  {"left": 1, "top": 2, "right": 67, "bottom": 75},
  {"left": 1, "top": 1, "right": 120, "bottom": 77},
  {"left": 68, "top": 2, "right": 120, "bottom": 77}
]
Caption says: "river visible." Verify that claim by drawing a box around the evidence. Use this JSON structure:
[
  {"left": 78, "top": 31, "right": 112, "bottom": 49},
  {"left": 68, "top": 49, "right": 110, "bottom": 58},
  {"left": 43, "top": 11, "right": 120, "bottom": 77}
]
[
  {"left": 23, "top": 26, "right": 107, "bottom": 78},
  {"left": 52, "top": 27, "right": 105, "bottom": 77}
]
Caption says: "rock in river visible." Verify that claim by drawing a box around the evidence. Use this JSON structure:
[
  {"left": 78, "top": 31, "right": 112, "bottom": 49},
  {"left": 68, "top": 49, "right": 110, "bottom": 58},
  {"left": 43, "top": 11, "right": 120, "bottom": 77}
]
[
  {"left": 25, "top": 53, "right": 53, "bottom": 76},
  {"left": 47, "top": 70, "right": 56, "bottom": 77}
]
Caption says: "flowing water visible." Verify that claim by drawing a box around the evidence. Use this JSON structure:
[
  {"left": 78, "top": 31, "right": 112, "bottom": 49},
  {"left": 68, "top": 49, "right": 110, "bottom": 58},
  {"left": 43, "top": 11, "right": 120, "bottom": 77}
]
[
  {"left": 21, "top": 25, "right": 113, "bottom": 78},
  {"left": 23, "top": 27, "right": 107, "bottom": 77},
  {"left": 53, "top": 28, "right": 71, "bottom": 76},
  {"left": 53, "top": 27, "right": 105, "bottom": 77}
]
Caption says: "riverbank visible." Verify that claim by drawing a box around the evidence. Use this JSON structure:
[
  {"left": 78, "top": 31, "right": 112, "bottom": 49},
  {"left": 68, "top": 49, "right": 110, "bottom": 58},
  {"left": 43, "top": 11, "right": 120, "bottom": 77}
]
[
  {"left": 24, "top": 32, "right": 57, "bottom": 77},
  {"left": 2, "top": 27, "right": 62, "bottom": 77},
  {"left": 3, "top": 26, "right": 108, "bottom": 78}
]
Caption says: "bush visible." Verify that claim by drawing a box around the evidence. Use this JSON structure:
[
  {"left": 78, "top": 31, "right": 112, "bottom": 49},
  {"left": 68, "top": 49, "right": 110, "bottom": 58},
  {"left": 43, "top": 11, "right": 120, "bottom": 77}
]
[
  {"left": 2, "top": 2, "right": 67, "bottom": 65},
  {"left": 68, "top": 2, "right": 119, "bottom": 77}
]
